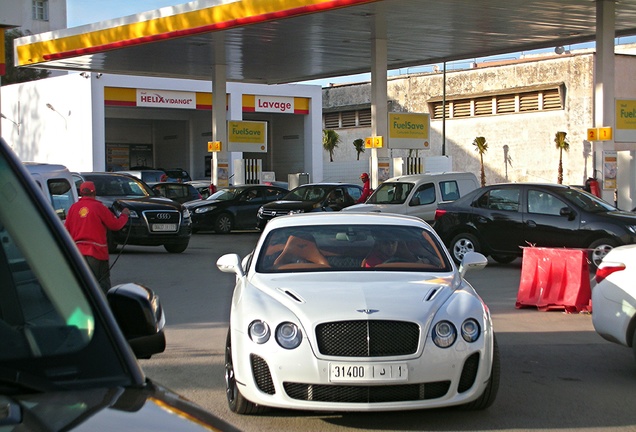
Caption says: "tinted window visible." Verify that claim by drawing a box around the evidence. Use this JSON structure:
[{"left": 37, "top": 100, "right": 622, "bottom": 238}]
[
  {"left": 367, "top": 182, "right": 414, "bottom": 204},
  {"left": 476, "top": 188, "right": 520, "bottom": 211},
  {"left": 413, "top": 183, "right": 436, "bottom": 205},
  {"left": 440, "top": 180, "right": 460, "bottom": 201},
  {"left": 527, "top": 190, "right": 565, "bottom": 215},
  {"left": 47, "top": 178, "right": 75, "bottom": 219},
  {"left": 256, "top": 224, "right": 451, "bottom": 273}
]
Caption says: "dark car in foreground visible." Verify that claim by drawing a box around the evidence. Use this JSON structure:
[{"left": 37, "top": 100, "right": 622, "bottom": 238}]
[
  {"left": 0, "top": 138, "right": 237, "bottom": 431},
  {"left": 75, "top": 172, "right": 192, "bottom": 253},
  {"left": 256, "top": 183, "right": 363, "bottom": 229},
  {"left": 433, "top": 183, "right": 636, "bottom": 269},
  {"left": 185, "top": 184, "right": 288, "bottom": 233}
]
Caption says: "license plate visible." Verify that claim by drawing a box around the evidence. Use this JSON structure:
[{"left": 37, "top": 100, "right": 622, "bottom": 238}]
[
  {"left": 329, "top": 363, "right": 408, "bottom": 383},
  {"left": 151, "top": 223, "right": 177, "bottom": 232}
]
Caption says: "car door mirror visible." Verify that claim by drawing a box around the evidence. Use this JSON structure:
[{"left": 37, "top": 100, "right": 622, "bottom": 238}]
[
  {"left": 559, "top": 207, "right": 574, "bottom": 219},
  {"left": 409, "top": 196, "right": 420, "bottom": 206},
  {"left": 107, "top": 283, "right": 166, "bottom": 359}
]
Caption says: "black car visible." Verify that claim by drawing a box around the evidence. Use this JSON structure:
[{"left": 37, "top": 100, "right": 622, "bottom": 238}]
[
  {"left": 0, "top": 138, "right": 237, "bottom": 431},
  {"left": 433, "top": 182, "right": 636, "bottom": 269},
  {"left": 185, "top": 184, "right": 288, "bottom": 233},
  {"left": 76, "top": 172, "right": 192, "bottom": 253},
  {"left": 256, "top": 183, "right": 363, "bottom": 229},
  {"left": 151, "top": 181, "right": 202, "bottom": 204}
]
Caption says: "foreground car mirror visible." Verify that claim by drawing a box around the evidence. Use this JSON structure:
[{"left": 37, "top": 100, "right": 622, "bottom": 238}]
[
  {"left": 107, "top": 283, "right": 166, "bottom": 359},
  {"left": 217, "top": 253, "right": 245, "bottom": 278},
  {"left": 458, "top": 251, "right": 488, "bottom": 278}
]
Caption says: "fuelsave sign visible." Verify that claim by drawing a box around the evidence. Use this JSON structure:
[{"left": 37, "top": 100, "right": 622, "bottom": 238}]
[
  {"left": 227, "top": 120, "right": 268, "bottom": 153},
  {"left": 615, "top": 99, "right": 636, "bottom": 142},
  {"left": 388, "top": 112, "right": 430, "bottom": 149}
]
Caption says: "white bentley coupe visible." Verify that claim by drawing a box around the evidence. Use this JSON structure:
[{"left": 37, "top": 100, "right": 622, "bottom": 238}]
[{"left": 217, "top": 212, "right": 499, "bottom": 414}]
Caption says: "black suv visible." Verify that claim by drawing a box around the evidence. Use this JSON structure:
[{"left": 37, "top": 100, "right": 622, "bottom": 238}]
[
  {"left": 75, "top": 172, "right": 192, "bottom": 253},
  {"left": 0, "top": 138, "right": 236, "bottom": 430}
]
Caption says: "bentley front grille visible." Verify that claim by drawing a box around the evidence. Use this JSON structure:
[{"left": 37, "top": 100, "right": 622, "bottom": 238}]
[
  {"left": 316, "top": 320, "right": 420, "bottom": 357},
  {"left": 283, "top": 381, "right": 450, "bottom": 403}
]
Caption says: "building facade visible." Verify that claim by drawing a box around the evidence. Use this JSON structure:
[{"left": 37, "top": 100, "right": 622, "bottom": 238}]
[{"left": 321, "top": 46, "right": 636, "bottom": 209}]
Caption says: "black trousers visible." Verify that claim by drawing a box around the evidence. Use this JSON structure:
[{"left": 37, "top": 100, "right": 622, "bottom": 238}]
[{"left": 84, "top": 255, "right": 111, "bottom": 294}]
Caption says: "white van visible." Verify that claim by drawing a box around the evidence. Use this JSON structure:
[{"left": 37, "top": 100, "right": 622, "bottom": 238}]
[
  {"left": 24, "top": 162, "right": 78, "bottom": 220},
  {"left": 343, "top": 172, "right": 479, "bottom": 223}
]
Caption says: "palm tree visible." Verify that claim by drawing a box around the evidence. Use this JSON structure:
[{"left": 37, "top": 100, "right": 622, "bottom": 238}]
[
  {"left": 353, "top": 138, "right": 365, "bottom": 160},
  {"left": 323, "top": 129, "right": 341, "bottom": 162},
  {"left": 554, "top": 131, "right": 570, "bottom": 184},
  {"left": 473, "top": 136, "right": 488, "bottom": 187}
]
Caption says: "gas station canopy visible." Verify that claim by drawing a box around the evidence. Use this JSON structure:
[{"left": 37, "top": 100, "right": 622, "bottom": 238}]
[{"left": 14, "top": 0, "right": 636, "bottom": 84}]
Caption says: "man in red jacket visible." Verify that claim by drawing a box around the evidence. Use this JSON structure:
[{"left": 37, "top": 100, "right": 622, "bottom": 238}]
[{"left": 65, "top": 181, "right": 130, "bottom": 293}]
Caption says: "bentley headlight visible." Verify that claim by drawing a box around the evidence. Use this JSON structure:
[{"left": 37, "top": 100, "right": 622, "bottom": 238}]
[
  {"left": 195, "top": 206, "right": 216, "bottom": 214},
  {"left": 276, "top": 322, "right": 302, "bottom": 349},
  {"left": 432, "top": 321, "right": 457, "bottom": 348},
  {"left": 248, "top": 320, "right": 270, "bottom": 344},
  {"left": 461, "top": 319, "right": 481, "bottom": 342}
]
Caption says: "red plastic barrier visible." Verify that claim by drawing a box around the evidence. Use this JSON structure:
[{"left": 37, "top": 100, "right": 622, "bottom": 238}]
[{"left": 515, "top": 247, "right": 592, "bottom": 313}]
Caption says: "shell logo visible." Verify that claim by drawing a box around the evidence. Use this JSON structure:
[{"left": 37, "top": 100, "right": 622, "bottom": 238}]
[{"left": 79, "top": 207, "right": 90, "bottom": 218}]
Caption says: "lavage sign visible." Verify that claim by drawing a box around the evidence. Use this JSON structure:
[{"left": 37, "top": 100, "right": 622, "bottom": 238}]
[
  {"left": 137, "top": 89, "right": 196, "bottom": 109},
  {"left": 255, "top": 96, "right": 294, "bottom": 113}
]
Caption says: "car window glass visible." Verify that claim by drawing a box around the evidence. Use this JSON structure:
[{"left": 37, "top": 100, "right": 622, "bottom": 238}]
[
  {"left": 476, "top": 188, "right": 520, "bottom": 211},
  {"left": 0, "top": 168, "right": 95, "bottom": 361},
  {"left": 367, "top": 182, "right": 414, "bottom": 204},
  {"left": 256, "top": 224, "right": 451, "bottom": 273},
  {"left": 47, "top": 178, "right": 75, "bottom": 219},
  {"left": 527, "top": 190, "right": 565, "bottom": 215},
  {"left": 440, "top": 181, "right": 460, "bottom": 201},
  {"left": 560, "top": 188, "right": 615, "bottom": 212},
  {"left": 346, "top": 186, "right": 362, "bottom": 202},
  {"left": 413, "top": 183, "right": 435, "bottom": 205}
]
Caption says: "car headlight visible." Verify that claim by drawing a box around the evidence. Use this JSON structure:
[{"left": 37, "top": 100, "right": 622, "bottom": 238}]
[
  {"left": 257, "top": 207, "right": 264, "bottom": 215},
  {"left": 432, "top": 321, "right": 457, "bottom": 348},
  {"left": 288, "top": 209, "right": 304, "bottom": 215},
  {"left": 628, "top": 225, "right": 636, "bottom": 235},
  {"left": 460, "top": 319, "right": 481, "bottom": 342},
  {"left": 195, "top": 206, "right": 216, "bottom": 214},
  {"left": 182, "top": 208, "right": 191, "bottom": 219},
  {"left": 116, "top": 208, "right": 138, "bottom": 218},
  {"left": 276, "top": 322, "right": 302, "bottom": 349},
  {"left": 248, "top": 320, "right": 270, "bottom": 344}
]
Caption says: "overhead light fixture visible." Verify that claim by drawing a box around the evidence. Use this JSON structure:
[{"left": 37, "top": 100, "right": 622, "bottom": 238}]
[{"left": 555, "top": 46, "right": 565, "bottom": 55}]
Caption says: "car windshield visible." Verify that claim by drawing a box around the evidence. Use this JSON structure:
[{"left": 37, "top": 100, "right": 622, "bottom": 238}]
[
  {"left": 367, "top": 182, "right": 415, "bottom": 204},
  {"left": 283, "top": 185, "right": 331, "bottom": 202},
  {"left": 88, "top": 176, "right": 152, "bottom": 197},
  {"left": 256, "top": 224, "right": 451, "bottom": 273},
  {"left": 560, "top": 188, "right": 616, "bottom": 212},
  {"left": 207, "top": 187, "right": 245, "bottom": 201}
]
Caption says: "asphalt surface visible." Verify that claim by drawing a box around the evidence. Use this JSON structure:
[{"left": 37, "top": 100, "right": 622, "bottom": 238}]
[{"left": 111, "top": 231, "right": 636, "bottom": 432}]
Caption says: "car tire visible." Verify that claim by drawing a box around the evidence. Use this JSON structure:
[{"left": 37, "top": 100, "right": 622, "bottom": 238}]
[
  {"left": 164, "top": 241, "right": 189, "bottom": 253},
  {"left": 214, "top": 213, "right": 233, "bottom": 234},
  {"left": 588, "top": 238, "right": 616, "bottom": 270},
  {"left": 225, "top": 329, "right": 267, "bottom": 415},
  {"left": 491, "top": 254, "right": 517, "bottom": 264},
  {"left": 460, "top": 335, "right": 500, "bottom": 410},
  {"left": 450, "top": 233, "right": 481, "bottom": 264}
]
